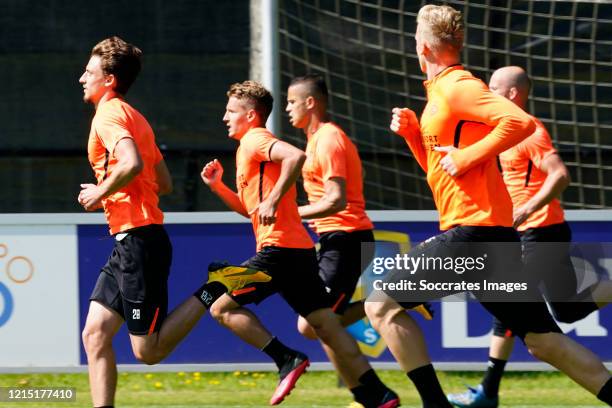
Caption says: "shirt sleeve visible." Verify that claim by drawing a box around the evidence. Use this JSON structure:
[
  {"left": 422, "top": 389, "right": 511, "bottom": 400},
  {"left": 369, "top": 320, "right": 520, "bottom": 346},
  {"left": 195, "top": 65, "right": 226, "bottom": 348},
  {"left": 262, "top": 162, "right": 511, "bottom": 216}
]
[
  {"left": 241, "top": 129, "right": 277, "bottom": 162},
  {"left": 447, "top": 76, "right": 536, "bottom": 175},
  {"left": 316, "top": 128, "right": 347, "bottom": 181},
  {"left": 93, "top": 105, "right": 133, "bottom": 154},
  {"left": 402, "top": 125, "right": 428, "bottom": 172},
  {"left": 518, "top": 120, "right": 557, "bottom": 170}
]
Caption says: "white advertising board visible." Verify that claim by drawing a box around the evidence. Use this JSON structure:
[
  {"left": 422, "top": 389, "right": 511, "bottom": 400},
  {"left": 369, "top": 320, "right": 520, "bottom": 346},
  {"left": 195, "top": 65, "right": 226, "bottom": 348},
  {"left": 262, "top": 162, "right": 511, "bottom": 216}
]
[{"left": 0, "top": 225, "right": 79, "bottom": 367}]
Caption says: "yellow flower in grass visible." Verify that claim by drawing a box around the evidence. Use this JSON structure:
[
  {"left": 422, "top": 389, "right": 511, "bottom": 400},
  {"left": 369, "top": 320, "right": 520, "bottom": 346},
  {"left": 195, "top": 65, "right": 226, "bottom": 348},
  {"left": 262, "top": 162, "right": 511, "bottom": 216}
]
[
  {"left": 145, "top": 373, "right": 154, "bottom": 379},
  {"left": 154, "top": 382, "right": 163, "bottom": 389},
  {"left": 208, "top": 379, "right": 220, "bottom": 385},
  {"left": 177, "top": 372, "right": 185, "bottom": 377},
  {"left": 17, "top": 379, "right": 29, "bottom": 386},
  {"left": 233, "top": 371, "right": 241, "bottom": 377},
  {"left": 193, "top": 372, "right": 201, "bottom": 378},
  {"left": 184, "top": 379, "right": 192, "bottom": 385}
]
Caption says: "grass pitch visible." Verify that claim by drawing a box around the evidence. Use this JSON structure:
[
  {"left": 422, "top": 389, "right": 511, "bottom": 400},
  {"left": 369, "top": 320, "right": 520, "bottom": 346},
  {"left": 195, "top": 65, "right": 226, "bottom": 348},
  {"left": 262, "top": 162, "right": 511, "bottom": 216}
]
[{"left": 0, "top": 370, "right": 604, "bottom": 407}]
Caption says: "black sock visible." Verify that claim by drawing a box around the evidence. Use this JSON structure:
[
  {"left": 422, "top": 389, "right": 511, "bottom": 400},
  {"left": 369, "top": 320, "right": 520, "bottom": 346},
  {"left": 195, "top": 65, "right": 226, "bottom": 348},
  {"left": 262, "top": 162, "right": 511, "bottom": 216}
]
[
  {"left": 481, "top": 357, "right": 507, "bottom": 398},
  {"left": 349, "top": 369, "right": 389, "bottom": 405},
  {"left": 261, "top": 337, "right": 295, "bottom": 370},
  {"left": 350, "top": 384, "right": 368, "bottom": 404},
  {"left": 407, "top": 364, "right": 452, "bottom": 408},
  {"left": 193, "top": 281, "right": 226, "bottom": 308},
  {"left": 598, "top": 377, "right": 612, "bottom": 405},
  {"left": 358, "top": 369, "right": 386, "bottom": 390}
]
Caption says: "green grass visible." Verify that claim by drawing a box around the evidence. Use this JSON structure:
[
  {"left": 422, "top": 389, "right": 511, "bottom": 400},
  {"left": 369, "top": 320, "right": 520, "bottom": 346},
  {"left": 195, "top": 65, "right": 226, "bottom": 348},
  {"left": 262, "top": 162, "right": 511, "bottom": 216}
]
[{"left": 0, "top": 370, "right": 603, "bottom": 407}]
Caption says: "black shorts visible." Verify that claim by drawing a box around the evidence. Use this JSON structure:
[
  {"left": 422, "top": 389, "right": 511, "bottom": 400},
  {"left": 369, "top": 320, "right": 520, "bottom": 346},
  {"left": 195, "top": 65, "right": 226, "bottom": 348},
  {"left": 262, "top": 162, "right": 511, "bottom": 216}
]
[
  {"left": 229, "top": 246, "right": 333, "bottom": 318},
  {"left": 318, "top": 229, "right": 375, "bottom": 314},
  {"left": 382, "top": 225, "right": 561, "bottom": 339},
  {"left": 496, "top": 221, "right": 597, "bottom": 328},
  {"left": 90, "top": 224, "right": 172, "bottom": 335}
]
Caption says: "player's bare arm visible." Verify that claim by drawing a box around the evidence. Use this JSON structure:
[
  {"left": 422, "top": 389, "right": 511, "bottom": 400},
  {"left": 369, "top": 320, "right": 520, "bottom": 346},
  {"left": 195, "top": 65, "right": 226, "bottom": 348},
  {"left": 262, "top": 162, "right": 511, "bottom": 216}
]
[
  {"left": 252, "top": 141, "right": 305, "bottom": 226},
  {"left": 78, "top": 137, "right": 143, "bottom": 211},
  {"left": 513, "top": 153, "right": 570, "bottom": 228},
  {"left": 201, "top": 159, "right": 248, "bottom": 218},
  {"left": 298, "top": 177, "right": 346, "bottom": 219}
]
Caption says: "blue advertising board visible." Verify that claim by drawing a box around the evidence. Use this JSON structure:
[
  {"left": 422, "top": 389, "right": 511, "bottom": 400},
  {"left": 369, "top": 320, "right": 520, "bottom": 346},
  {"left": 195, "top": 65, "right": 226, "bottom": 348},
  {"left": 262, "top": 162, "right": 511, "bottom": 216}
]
[{"left": 77, "top": 214, "right": 612, "bottom": 365}]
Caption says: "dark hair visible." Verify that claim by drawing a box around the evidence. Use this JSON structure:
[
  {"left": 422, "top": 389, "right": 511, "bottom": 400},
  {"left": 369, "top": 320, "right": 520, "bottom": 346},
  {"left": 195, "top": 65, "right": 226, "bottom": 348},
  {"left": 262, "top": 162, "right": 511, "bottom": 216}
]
[
  {"left": 91, "top": 36, "right": 142, "bottom": 95},
  {"left": 227, "top": 80, "right": 274, "bottom": 123},
  {"left": 289, "top": 74, "right": 328, "bottom": 104}
]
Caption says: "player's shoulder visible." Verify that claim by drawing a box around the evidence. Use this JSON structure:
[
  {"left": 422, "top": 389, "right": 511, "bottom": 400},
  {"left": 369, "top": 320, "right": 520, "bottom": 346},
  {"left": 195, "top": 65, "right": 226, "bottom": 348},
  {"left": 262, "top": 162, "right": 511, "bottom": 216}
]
[
  {"left": 527, "top": 115, "right": 553, "bottom": 143},
  {"left": 94, "top": 98, "right": 133, "bottom": 122},
  {"left": 450, "top": 69, "right": 487, "bottom": 89},
  {"left": 316, "top": 122, "right": 349, "bottom": 143},
  {"left": 515, "top": 115, "right": 554, "bottom": 156},
  {"left": 241, "top": 127, "right": 278, "bottom": 151},
  {"left": 443, "top": 68, "right": 488, "bottom": 101},
  {"left": 244, "top": 127, "right": 276, "bottom": 141}
]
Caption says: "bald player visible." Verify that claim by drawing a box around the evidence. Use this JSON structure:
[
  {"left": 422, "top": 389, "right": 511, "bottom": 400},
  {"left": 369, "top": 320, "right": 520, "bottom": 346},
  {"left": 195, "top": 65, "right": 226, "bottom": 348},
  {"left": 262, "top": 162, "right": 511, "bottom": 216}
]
[{"left": 448, "top": 66, "right": 612, "bottom": 407}]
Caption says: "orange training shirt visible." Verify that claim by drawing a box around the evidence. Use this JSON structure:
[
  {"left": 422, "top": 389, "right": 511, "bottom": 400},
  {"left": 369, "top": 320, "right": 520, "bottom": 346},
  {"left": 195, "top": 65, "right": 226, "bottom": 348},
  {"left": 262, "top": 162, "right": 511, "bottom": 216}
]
[
  {"left": 401, "top": 65, "right": 536, "bottom": 230},
  {"left": 499, "top": 115, "right": 565, "bottom": 231},
  {"left": 236, "top": 127, "right": 313, "bottom": 251},
  {"left": 302, "top": 123, "right": 374, "bottom": 234},
  {"left": 87, "top": 97, "right": 164, "bottom": 235}
]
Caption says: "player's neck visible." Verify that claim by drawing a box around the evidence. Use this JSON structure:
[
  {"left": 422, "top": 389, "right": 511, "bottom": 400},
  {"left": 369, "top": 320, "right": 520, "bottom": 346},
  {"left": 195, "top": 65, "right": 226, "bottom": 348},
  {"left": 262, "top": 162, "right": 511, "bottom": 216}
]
[
  {"left": 95, "top": 91, "right": 121, "bottom": 110},
  {"left": 426, "top": 57, "right": 461, "bottom": 80},
  {"left": 305, "top": 113, "right": 329, "bottom": 139}
]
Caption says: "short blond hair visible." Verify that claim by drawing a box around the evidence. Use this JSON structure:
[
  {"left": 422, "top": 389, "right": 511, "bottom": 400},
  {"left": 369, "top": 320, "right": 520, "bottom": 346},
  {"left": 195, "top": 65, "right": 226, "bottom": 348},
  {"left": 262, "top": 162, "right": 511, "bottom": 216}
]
[
  {"left": 227, "top": 80, "right": 273, "bottom": 123},
  {"left": 417, "top": 5, "right": 464, "bottom": 52}
]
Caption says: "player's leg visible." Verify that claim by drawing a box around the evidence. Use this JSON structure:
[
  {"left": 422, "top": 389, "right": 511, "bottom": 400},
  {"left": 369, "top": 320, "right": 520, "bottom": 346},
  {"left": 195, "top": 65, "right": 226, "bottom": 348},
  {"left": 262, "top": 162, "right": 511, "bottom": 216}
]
[
  {"left": 83, "top": 258, "right": 125, "bottom": 408},
  {"left": 82, "top": 301, "right": 124, "bottom": 407},
  {"left": 482, "top": 299, "right": 612, "bottom": 403},
  {"left": 287, "top": 243, "right": 400, "bottom": 407},
  {"left": 297, "top": 230, "right": 368, "bottom": 340},
  {"left": 366, "top": 293, "right": 450, "bottom": 408},
  {"left": 208, "top": 247, "right": 309, "bottom": 405},
  {"left": 447, "top": 318, "right": 514, "bottom": 407},
  {"left": 368, "top": 226, "right": 506, "bottom": 408},
  {"left": 116, "top": 225, "right": 204, "bottom": 364},
  {"left": 122, "top": 226, "right": 271, "bottom": 364}
]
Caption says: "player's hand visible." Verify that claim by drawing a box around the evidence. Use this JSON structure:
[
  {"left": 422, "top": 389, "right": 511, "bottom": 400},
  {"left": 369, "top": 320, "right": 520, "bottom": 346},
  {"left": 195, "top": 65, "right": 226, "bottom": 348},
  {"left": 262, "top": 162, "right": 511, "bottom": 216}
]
[
  {"left": 434, "top": 145, "right": 459, "bottom": 176},
  {"left": 307, "top": 219, "right": 317, "bottom": 230},
  {"left": 390, "top": 107, "right": 419, "bottom": 138},
  {"left": 513, "top": 204, "right": 533, "bottom": 229},
  {"left": 78, "top": 183, "right": 103, "bottom": 211},
  {"left": 201, "top": 159, "right": 224, "bottom": 189},
  {"left": 249, "top": 198, "right": 277, "bottom": 226}
]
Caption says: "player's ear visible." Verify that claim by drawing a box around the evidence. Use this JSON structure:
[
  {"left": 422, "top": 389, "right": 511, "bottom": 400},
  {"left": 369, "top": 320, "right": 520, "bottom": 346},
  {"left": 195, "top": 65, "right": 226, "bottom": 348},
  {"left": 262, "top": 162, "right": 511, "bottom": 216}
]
[
  {"left": 509, "top": 86, "right": 519, "bottom": 101},
  {"left": 246, "top": 109, "right": 259, "bottom": 124},
  {"left": 105, "top": 74, "right": 116, "bottom": 90},
  {"left": 306, "top": 95, "right": 316, "bottom": 109}
]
